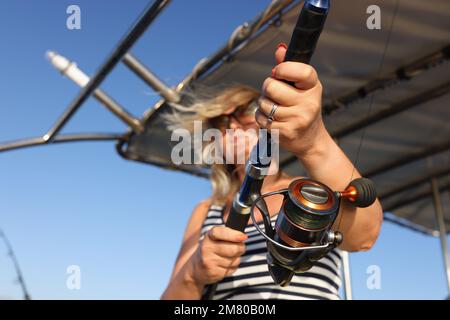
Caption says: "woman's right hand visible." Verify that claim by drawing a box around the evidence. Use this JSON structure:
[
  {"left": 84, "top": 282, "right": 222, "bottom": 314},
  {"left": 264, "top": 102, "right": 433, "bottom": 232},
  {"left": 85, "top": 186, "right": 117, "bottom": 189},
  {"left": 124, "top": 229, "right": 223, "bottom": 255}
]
[{"left": 187, "top": 226, "right": 248, "bottom": 286}]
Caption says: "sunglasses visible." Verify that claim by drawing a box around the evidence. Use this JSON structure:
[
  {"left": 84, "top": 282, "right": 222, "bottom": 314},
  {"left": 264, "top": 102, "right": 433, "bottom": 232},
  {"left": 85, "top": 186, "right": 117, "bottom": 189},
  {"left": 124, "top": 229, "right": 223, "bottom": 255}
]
[{"left": 209, "top": 99, "right": 259, "bottom": 130}]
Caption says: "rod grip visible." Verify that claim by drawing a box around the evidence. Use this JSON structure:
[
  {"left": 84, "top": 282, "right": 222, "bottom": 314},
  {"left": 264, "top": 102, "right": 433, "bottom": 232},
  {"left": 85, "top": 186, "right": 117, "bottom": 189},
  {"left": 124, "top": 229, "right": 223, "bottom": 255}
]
[
  {"left": 225, "top": 207, "right": 249, "bottom": 232},
  {"left": 282, "top": 1, "right": 329, "bottom": 87},
  {"left": 284, "top": 1, "right": 329, "bottom": 64},
  {"left": 202, "top": 207, "right": 249, "bottom": 300}
]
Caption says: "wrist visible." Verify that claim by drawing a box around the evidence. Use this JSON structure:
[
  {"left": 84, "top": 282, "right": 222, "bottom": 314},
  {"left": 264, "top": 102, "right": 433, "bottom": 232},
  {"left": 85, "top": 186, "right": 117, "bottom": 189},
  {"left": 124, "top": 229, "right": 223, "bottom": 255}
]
[
  {"left": 294, "top": 121, "right": 334, "bottom": 164},
  {"left": 161, "top": 255, "right": 205, "bottom": 300}
]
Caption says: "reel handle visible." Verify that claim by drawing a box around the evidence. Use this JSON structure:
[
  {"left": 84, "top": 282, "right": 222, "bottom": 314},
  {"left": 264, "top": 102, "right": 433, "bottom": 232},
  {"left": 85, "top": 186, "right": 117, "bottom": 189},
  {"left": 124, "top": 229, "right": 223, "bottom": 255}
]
[{"left": 341, "top": 177, "right": 378, "bottom": 208}]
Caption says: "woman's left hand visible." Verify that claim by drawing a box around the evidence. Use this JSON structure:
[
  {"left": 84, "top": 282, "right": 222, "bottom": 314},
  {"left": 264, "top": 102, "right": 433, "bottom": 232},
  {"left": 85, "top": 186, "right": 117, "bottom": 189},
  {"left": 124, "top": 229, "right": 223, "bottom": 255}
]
[{"left": 256, "top": 44, "right": 329, "bottom": 159}]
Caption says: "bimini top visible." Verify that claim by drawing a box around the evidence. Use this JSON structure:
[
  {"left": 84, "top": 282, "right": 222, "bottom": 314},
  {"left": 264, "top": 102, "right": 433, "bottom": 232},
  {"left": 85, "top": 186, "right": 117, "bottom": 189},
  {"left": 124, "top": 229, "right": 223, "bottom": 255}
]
[{"left": 119, "top": 0, "right": 450, "bottom": 235}]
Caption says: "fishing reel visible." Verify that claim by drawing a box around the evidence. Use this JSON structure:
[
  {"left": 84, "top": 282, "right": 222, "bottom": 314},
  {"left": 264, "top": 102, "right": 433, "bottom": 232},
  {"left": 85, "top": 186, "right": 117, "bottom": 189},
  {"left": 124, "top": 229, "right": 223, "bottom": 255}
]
[{"left": 250, "top": 177, "right": 377, "bottom": 286}]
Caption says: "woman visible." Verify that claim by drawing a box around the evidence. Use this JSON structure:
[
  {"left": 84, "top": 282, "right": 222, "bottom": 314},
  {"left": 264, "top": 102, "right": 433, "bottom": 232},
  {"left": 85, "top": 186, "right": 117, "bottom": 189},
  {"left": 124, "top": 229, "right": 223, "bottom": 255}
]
[{"left": 161, "top": 44, "right": 383, "bottom": 300}]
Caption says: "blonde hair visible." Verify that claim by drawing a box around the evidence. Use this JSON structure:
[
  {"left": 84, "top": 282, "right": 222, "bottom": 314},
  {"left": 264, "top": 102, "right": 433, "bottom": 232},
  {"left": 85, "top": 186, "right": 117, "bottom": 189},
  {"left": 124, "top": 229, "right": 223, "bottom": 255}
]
[{"left": 163, "top": 84, "right": 260, "bottom": 205}]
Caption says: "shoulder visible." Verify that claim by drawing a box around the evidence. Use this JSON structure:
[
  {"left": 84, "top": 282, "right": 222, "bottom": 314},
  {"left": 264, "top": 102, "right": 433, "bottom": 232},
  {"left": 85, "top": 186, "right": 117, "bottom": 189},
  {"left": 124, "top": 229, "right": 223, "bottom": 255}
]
[
  {"left": 189, "top": 198, "right": 214, "bottom": 226},
  {"left": 193, "top": 198, "right": 213, "bottom": 215},
  {"left": 179, "top": 198, "right": 214, "bottom": 244}
]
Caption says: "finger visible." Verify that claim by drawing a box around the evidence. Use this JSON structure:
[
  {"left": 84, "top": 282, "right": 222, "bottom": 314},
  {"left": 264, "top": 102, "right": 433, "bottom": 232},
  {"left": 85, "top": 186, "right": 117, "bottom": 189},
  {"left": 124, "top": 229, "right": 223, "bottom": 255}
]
[
  {"left": 208, "top": 226, "right": 248, "bottom": 243},
  {"left": 255, "top": 109, "right": 285, "bottom": 132},
  {"left": 272, "top": 62, "right": 318, "bottom": 90},
  {"left": 275, "top": 43, "right": 287, "bottom": 65},
  {"left": 214, "top": 241, "right": 246, "bottom": 258},
  {"left": 214, "top": 266, "right": 238, "bottom": 279},
  {"left": 216, "top": 256, "right": 241, "bottom": 269},
  {"left": 225, "top": 267, "right": 238, "bottom": 277},
  {"left": 257, "top": 97, "right": 297, "bottom": 122},
  {"left": 261, "top": 119, "right": 310, "bottom": 140},
  {"left": 228, "top": 256, "right": 241, "bottom": 268},
  {"left": 255, "top": 109, "right": 272, "bottom": 129},
  {"left": 255, "top": 111, "right": 286, "bottom": 134},
  {"left": 216, "top": 260, "right": 239, "bottom": 278},
  {"left": 262, "top": 77, "right": 302, "bottom": 106}
]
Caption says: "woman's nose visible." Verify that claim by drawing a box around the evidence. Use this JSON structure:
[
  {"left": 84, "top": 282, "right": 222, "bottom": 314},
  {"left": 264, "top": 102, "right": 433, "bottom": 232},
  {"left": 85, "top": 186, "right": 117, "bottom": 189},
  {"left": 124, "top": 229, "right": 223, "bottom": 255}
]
[{"left": 228, "top": 116, "right": 242, "bottom": 130}]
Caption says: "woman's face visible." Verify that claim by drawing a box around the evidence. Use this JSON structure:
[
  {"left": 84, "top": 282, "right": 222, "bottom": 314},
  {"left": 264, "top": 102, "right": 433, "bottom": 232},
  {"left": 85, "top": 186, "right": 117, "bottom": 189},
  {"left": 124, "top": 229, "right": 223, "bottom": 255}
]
[{"left": 210, "top": 102, "right": 259, "bottom": 165}]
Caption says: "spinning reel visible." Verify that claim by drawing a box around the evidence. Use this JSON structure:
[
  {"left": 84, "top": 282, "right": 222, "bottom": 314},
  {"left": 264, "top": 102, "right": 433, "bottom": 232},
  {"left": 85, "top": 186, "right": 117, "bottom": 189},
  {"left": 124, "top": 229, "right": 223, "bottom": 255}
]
[{"left": 249, "top": 177, "right": 377, "bottom": 286}]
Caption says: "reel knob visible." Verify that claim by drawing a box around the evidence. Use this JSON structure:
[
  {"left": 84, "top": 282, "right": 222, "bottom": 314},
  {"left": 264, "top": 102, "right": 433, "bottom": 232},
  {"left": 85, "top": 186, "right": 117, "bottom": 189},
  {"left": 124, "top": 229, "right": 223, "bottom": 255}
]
[{"left": 342, "top": 178, "right": 377, "bottom": 208}]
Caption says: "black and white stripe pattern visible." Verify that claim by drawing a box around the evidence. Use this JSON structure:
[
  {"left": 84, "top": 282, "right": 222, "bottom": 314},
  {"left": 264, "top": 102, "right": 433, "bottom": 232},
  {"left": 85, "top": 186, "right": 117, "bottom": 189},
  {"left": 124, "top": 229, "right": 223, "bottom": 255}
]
[{"left": 200, "top": 204, "right": 342, "bottom": 300}]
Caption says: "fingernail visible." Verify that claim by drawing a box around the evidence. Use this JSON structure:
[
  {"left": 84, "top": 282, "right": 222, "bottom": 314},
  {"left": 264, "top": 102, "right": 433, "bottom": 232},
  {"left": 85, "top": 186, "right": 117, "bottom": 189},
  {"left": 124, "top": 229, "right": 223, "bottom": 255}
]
[
  {"left": 238, "top": 234, "right": 248, "bottom": 241},
  {"left": 277, "top": 42, "right": 287, "bottom": 50},
  {"left": 271, "top": 67, "right": 277, "bottom": 77}
]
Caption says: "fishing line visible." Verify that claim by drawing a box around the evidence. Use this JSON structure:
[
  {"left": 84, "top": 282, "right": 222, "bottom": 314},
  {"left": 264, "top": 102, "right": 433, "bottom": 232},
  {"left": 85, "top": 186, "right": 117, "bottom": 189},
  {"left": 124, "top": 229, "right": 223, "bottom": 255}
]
[{"left": 337, "top": 0, "right": 400, "bottom": 232}]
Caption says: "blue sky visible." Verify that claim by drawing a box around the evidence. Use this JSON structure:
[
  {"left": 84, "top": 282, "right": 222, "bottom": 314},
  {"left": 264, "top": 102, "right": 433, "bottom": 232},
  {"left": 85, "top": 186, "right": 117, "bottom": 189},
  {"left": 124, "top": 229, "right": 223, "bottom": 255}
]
[{"left": 0, "top": 0, "right": 448, "bottom": 300}]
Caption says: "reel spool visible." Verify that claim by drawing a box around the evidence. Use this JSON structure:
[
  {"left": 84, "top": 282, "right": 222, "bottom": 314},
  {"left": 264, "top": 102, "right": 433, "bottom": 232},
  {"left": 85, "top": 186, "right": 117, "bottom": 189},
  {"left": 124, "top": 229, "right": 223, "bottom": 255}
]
[{"left": 250, "top": 177, "right": 377, "bottom": 286}]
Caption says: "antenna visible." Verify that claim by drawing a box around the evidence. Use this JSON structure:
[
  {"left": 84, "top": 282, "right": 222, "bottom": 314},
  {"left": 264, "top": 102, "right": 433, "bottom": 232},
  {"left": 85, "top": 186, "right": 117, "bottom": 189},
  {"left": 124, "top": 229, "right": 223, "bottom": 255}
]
[{"left": 0, "top": 228, "right": 31, "bottom": 300}]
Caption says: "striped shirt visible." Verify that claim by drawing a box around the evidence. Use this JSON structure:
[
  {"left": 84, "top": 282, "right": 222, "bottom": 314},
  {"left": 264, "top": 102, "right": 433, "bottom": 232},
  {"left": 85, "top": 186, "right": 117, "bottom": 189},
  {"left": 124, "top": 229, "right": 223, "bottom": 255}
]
[{"left": 200, "top": 204, "right": 342, "bottom": 300}]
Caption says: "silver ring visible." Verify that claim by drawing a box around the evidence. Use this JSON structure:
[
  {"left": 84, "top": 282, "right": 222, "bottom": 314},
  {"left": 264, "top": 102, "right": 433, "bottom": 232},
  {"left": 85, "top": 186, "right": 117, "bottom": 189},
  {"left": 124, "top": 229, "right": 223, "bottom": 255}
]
[{"left": 267, "top": 103, "right": 278, "bottom": 123}]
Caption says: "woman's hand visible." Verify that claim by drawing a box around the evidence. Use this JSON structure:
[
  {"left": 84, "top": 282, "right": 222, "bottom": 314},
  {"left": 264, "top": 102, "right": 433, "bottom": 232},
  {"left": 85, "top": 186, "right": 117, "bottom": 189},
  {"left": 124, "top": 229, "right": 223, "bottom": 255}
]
[
  {"left": 186, "top": 226, "right": 247, "bottom": 286},
  {"left": 256, "top": 43, "right": 329, "bottom": 159}
]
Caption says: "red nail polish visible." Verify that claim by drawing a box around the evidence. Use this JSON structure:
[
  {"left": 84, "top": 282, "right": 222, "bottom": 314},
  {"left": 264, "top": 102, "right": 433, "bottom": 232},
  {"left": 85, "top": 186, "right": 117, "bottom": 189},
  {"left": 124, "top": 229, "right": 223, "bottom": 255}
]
[
  {"left": 277, "top": 42, "right": 287, "bottom": 50},
  {"left": 237, "top": 233, "right": 248, "bottom": 241}
]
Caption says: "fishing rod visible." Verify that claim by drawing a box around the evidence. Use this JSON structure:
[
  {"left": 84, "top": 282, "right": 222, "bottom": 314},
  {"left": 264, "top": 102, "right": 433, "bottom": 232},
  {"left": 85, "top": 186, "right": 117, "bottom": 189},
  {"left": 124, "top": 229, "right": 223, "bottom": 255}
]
[
  {"left": 203, "top": 0, "right": 377, "bottom": 299},
  {"left": 0, "top": 227, "right": 31, "bottom": 300}
]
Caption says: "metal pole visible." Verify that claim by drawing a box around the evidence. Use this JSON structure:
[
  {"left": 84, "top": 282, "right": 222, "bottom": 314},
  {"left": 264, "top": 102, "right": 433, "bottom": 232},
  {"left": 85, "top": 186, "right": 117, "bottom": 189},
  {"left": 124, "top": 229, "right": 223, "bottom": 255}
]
[
  {"left": 335, "top": 134, "right": 353, "bottom": 300},
  {"left": 93, "top": 89, "right": 144, "bottom": 133},
  {"left": 44, "top": 0, "right": 170, "bottom": 142},
  {"left": 341, "top": 250, "right": 353, "bottom": 300},
  {"left": 323, "top": 45, "right": 450, "bottom": 115},
  {"left": 430, "top": 178, "right": 450, "bottom": 295},
  {"left": 0, "top": 133, "right": 123, "bottom": 153},
  {"left": 46, "top": 50, "right": 143, "bottom": 133},
  {"left": 123, "top": 53, "right": 180, "bottom": 103},
  {"left": 333, "top": 81, "right": 450, "bottom": 139}
]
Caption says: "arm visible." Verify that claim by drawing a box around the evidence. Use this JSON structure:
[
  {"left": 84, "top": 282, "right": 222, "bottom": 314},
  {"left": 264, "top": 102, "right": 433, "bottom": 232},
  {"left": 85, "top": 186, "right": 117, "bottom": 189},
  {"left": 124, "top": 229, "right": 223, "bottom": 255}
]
[
  {"left": 256, "top": 45, "right": 382, "bottom": 252},
  {"left": 296, "top": 123, "right": 383, "bottom": 252},
  {"left": 161, "top": 200, "right": 210, "bottom": 300},
  {"left": 161, "top": 200, "right": 247, "bottom": 300}
]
